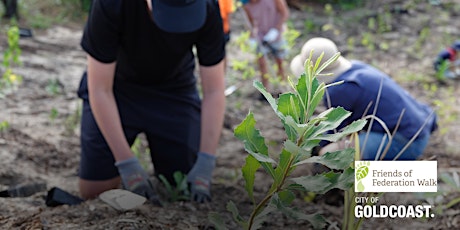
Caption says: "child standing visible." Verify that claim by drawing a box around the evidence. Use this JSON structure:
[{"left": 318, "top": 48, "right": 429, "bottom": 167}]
[{"left": 243, "top": 0, "right": 289, "bottom": 96}]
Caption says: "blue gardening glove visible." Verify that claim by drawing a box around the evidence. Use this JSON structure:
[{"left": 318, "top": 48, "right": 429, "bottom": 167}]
[
  {"left": 187, "top": 152, "right": 216, "bottom": 203},
  {"left": 115, "top": 157, "right": 162, "bottom": 206}
]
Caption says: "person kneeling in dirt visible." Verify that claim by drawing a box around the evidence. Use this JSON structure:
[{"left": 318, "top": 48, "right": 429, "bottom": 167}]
[
  {"left": 290, "top": 37, "right": 438, "bottom": 161},
  {"left": 77, "top": 0, "right": 225, "bottom": 204},
  {"left": 433, "top": 40, "right": 460, "bottom": 79}
]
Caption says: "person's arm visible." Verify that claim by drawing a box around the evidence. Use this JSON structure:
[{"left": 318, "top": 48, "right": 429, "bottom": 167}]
[
  {"left": 86, "top": 55, "right": 133, "bottom": 162},
  {"left": 274, "top": 0, "right": 289, "bottom": 31},
  {"left": 243, "top": 5, "right": 258, "bottom": 38},
  {"left": 198, "top": 60, "right": 226, "bottom": 155},
  {"left": 186, "top": 60, "right": 225, "bottom": 203},
  {"left": 86, "top": 55, "right": 160, "bottom": 203}
]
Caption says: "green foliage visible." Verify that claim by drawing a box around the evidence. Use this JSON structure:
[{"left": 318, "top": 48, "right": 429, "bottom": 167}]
[
  {"left": 131, "top": 137, "right": 151, "bottom": 170},
  {"left": 1, "top": 25, "right": 22, "bottom": 98},
  {"left": 49, "top": 107, "right": 59, "bottom": 121},
  {"left": 46, "top": 78, "right": 62, "bottom": 96},
  {"left": 158, "top": 171, "right": 190, "bottom": 202},
  {"left": 64, "top": 103, "right": 82, "bottom": 135},
  {"left": 418, "top": 171, "right": 460, "bottom": 215},
  {"left": 19, "top": 0, "right": 91, "bottom": 28},
  {"left": 434, "top": 60, "right": 449, "bottom": 81},
  {"left": 361, "top": 32, "right": 375, "bottom": 51},
  {"left": 210, "top": 52, "right": 367, "bottom": 229},
  {"left": 1, "top": 24, "right": 22, "bottom": 128},
  {"left": 0, "top": 121, "right": 10, "bottom": 132}
]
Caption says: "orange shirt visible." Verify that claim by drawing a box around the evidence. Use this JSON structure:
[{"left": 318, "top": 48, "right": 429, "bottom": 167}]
[{"left": 219, "top": 0, "right": 233, "bottom": 33}]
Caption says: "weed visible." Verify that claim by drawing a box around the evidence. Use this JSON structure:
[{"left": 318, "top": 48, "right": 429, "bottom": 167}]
[
  {"left": 1, "top": 24, "right": 22, "bottom": 98},
  {"left": 131, "top": 136, "right": 151, "bottom": 171},
  {"left": 49, "top": 107, "right": 59, "bottom": 122},
  {"left": 64, "top": 103, "right": 82, "bottom": 135},
  {"left": 158, "top": 171, "right": 190, "bottom": 202},
  {"left": 0, "top": 121, "right": 9, "bottom": 132},
  {"left": 45, "top": 78, "right": 63, "bottom": 96}
]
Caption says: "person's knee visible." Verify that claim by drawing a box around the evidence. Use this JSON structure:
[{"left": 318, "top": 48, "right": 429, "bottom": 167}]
[{"left": 79, "top": 177, "right": 120, "bottom": 199}]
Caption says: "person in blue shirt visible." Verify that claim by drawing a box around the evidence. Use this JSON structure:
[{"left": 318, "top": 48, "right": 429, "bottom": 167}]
[
  {"left": 433, "top": 40, "right": 460, "bottom": 79},
  {"left": 290, "top": 37, "right": 438, "bottom": 160}
]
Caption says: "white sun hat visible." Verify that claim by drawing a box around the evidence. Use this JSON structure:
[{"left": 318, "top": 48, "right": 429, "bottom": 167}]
[{"left": 290, "top": 37, "right": 352, "bottom": 83}]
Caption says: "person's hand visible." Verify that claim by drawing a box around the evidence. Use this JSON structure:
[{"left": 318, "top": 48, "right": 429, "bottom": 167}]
[
  {"left": 263, "top": 28, "right": 279, "bottom": 43},
  {"left": 115, "top": 157, "right": 162, "bottom": 206},
  {"left": 186, "top": 152, "right": 216, "bottom": 203}
]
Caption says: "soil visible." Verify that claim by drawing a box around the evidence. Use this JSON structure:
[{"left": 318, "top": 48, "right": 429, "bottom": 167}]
[{"left": 1, "top": 1, "right": 460, "bottom": 229}]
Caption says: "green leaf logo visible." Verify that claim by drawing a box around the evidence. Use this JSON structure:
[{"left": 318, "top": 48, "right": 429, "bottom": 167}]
[{"left": 355, "top": 161, "right": 370, "bottom": 192}]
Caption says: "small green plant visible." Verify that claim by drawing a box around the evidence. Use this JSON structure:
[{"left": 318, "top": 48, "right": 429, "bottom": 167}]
[
  {"left": 0, "top": 121, "right": 10, "bottom": 132},
  {"left": 131, "top": 137, "right": 151, "bottom": 170},
  {"left": 1, "top": 25, "right": 22, "bottom": 98},
  {"left": 158, "top": 171, "right": 190, "bottom": 202},
  {"left": 434, "top": 60, "right": 449, "bottom": 81},
  {"left": 46, "top": 78, "right": 62, "bottom": 96},
  {"left": 64, "top": 103, "right": 82, "bottom": 135},
  {"left": 49, "top": 107, "right": 59, "bottom": 121},
  {"left": 1, "top": 24, "right": 22, "bottom": 130},
  {"left": 210, "top": 52, "right": 367, "bottom": 229},
  {"left": 361, "top": 32, "right": 375, "bottom": 51}
]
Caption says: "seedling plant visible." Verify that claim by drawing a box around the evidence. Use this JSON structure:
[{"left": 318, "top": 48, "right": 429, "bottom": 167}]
[{"left": 210, "top": 52, "right": 367, "bottom": 229}]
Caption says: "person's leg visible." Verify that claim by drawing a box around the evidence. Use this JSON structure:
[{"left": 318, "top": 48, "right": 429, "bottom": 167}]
[
  {"left": 257, "top": 55, "right": 269, "bottom": 91},
  {"left": 384, "top": 132, "right": 430, "bottom": 160},
  {"left": 144, "top": 93, "right": 201, "bottom": 184},
  {"left": 359, "top": 132, "right": 389, "bottom": 160},
  {"left": 359, "top": 131, "right": 429, "bottom": 160},
  {"left": 275, "top": 57, "right": 285, "bottom": 81},
  {"left": 78, "top": 98, "right": 140, "bottom": 199},
  {"left": 3, "top": 0, "right": 18, "bottom": 19}
]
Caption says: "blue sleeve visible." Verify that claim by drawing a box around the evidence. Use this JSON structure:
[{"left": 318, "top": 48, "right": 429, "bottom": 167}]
[
  {"left": 80, "top": 0, "right": 122, "bottom": 63},
  {"left": 326, "top": 81, "right": 362, "bottom": 129}
]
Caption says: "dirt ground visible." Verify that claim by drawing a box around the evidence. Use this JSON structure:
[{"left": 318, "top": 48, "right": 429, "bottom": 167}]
[{"left": 1, "top": 1, "right": 460, "bottom": 229}]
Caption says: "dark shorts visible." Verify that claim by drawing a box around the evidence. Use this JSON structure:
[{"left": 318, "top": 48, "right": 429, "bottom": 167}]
[{"left": 77, "top": 74, "right": 201, "bottom": 182}]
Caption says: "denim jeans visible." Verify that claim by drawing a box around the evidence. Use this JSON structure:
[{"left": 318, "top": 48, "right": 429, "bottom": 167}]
[{"left": 359, "top": 131, "right": 430, "bottom": 160}]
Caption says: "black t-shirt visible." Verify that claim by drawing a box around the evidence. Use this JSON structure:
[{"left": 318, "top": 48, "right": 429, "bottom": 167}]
[{"left": 80, "top": 0, "right": 225, "bottom": 91}]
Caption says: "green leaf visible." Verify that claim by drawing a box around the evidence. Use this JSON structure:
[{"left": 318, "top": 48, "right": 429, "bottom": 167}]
[
  {"left": 270, "top": 193, "right": 327, "bottom": 230},
  {"left": 318, "top": 119, "right": 367, "bottom": 142},
  {"left": 290, "top": 167, "right": 355, "bottom": 194},
  {"left": 295, "top": 73, "right": 308, "bottom": 112},
  {"left": 277, "top": 93, "right": 303, "bottom": 123},
  {"left": 290, "top": 175, "right": 332, "bottom": 194},
  {"left": 323, "top": 167, "right": 355, "bottom": 191},
  {"left": 234, "top": 112, "right": 275, "bottom": 180},
  {"left": 272, "top": 150, "right": 294, "bottom": 188},
  {"left": 234, "top": 112, "right": 268, "bottom": 156},
  {"left": 283, "top": 139, "right": 310, "bottom": 159},
  {"left": 208, "top": 212, "right": 229, "bottom": 230},
  {"left": 308, "top": 83, "right": 326, "bottom": 119},
  {"left": 278, "top": 189, "right": 296, "bottom": 206},
  {"left": 226, "top": 201, "right": 247, "bottom": 228},
  {"left": 242, "top": 155, "right": 261, "bottom": 203},
  {"left": 251, "top": 201, "right": 277, "bottom": 230},
  {"left": 294, "top": 148, "right": 354, "bottom": 170},
  {"left": 282, "top": 116, "right": 303, "bottom": 141},
  {"left": 308, "top": 107, "right": 351, "bottom": 138},
  {"left": 254, "top": 81, "right": 283, "bottom": 120},
  {"left": 247, "top": 149, "right": 276, "bottom": 164}
]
